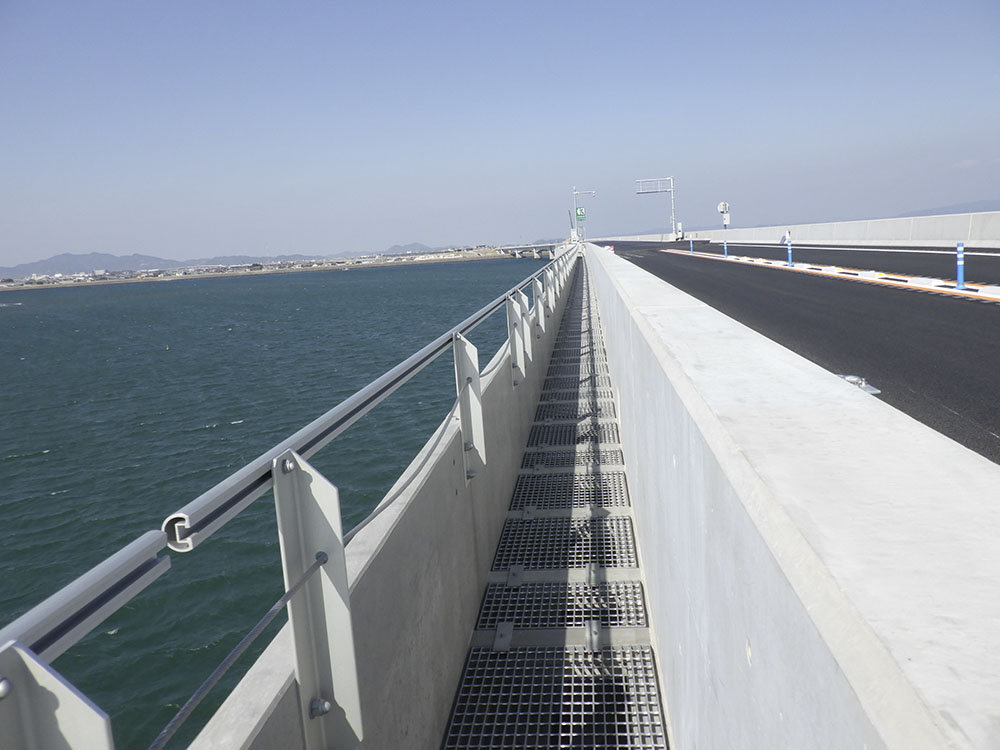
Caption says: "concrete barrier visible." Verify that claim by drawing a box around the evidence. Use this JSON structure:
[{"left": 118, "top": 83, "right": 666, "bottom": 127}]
[
  {"left": 192, "top": 256, "right": 577, "bottom": 749},
  {"left": 609, "top": 211, "right": 1000, "bottom": 249},
  {"left": 584, "top": 243, "right": 1000, "bottom": 749}
]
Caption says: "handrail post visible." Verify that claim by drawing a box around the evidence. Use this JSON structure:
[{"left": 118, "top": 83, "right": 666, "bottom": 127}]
[
  {"left": 516, "top": 289, "right": 533, "bottom": 365},
  {"left": 533, "top": 277, "right": 545, "bottom": 338},
  {"left": 544, "top": 269, "right": 555, "bottom": 317},
  {"left": 453, "top": 333, "right": 485, "bottom": 480},
  {"left": 506, "top": 294, "right": 526, "bottom": 386},
  {"left": 0, "top": 641, "right": 113, "bottom": 749},
  {"left": 272, "top": 451, "right": 363, "bottom": 749}
]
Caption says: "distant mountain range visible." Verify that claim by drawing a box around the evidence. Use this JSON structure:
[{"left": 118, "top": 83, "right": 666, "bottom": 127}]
[
  {"left": 6, "top": 203, "right": 996, "bottom": 278},
  {"left": 383, "top": 242, "right": 439, "bottom": 255},
  {"left": 0, "top": 246, "right": 430, "bottom": 279},
  {"left": 0, "top": 237, "right": 571, "bottom": 279}
]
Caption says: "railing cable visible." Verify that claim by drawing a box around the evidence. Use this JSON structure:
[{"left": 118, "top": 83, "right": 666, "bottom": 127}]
[{"left": 148, "top": 551, "right": 329, "bottom": 750}]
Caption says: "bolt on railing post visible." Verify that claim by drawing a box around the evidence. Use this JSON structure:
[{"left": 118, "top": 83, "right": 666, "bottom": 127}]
[
  {"left": 533, "top": 277, "right": 546, "bottom": 338},
  {"left": 272, "top": 451, "right": 363, "bottom": 750},
  {"left": 453, "top": 333, "right": 485, "bottom": 480},
  {"left": 956, "top": 242, "right": 966, "bottom": 289},
  {"left": 506, "top": 294, "right": 526, "bottom": 386}
]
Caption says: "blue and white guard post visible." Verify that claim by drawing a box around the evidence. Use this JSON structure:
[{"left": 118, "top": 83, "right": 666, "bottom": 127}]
[
  {"left": 786, "top": 235, "right": 793, "bottom": 267},
  {"left": 956, "top": 242, "right": 966, "bottom": 289},
  {"left": 689, "top": 238, "right": 693, "bottom": 254}
]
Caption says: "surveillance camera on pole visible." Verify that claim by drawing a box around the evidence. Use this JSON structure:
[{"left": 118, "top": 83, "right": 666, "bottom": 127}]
[
  {"left": 717, "top": 202, "right": 730, "bottom": 228},
  {"left": 718, "top": 202, "right": 731, "bottom": 258}
]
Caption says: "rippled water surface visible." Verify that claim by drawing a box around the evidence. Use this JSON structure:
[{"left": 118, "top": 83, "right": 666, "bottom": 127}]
[{"left": 0, "top": 258, "right": 545, "bottom": 747}]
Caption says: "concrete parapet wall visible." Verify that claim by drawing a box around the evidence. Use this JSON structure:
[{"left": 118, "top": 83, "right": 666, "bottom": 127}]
[
  {"left": 607, "top": 211, "right": 1000, "bottom": 249},
  {"left": 584, "top": 244, "right": 1000, "bottom": 749},
  {"left": 192, "top": 256, "right": 576, "bottom": 749}
]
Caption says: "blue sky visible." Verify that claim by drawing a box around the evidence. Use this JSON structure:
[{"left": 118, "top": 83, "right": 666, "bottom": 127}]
[{"left": 1, "top": 0, "right": 998, "bottom": 265}]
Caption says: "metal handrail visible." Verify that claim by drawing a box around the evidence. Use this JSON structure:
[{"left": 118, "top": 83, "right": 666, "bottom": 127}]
[
  {"left": 0, "top": 242, "right": 582, "bottom": 750},
  {"left": 161, "top": 246, "right": 577, "bottom": 552},
  {"left": 0, "top": 245, "right": 578, "bottom": 664}
]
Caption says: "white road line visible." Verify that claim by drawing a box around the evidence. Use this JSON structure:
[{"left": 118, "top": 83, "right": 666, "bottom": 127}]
[
  {"left": 720, "top": 243, "right": 999, "bottom": 258},
  {"left": 662, "top": 249, "right": 1000, "bottom": 302}
]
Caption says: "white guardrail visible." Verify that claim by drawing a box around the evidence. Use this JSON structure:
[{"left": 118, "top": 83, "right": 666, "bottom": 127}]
[{"left": 0, "top": 245, "right": 580, "bottom": 750}]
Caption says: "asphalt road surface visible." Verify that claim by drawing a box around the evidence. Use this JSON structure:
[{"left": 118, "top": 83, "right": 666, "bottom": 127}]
[
  {"left": 612, "top": 242, "right": 1000, "bottom": 465},
  {"left": 667, "top": 240, "right": 1000, "bottom": 285}
]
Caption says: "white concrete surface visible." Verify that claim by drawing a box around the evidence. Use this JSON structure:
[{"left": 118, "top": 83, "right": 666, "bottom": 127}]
[
  {"left": 604, "top": 211, "right": 1000, "bottom": 249},
  {"left": 192, "top": 253, "right": 576, "bottom": 749},
  {"left": 584, "top": 243, "right": 1000, "bottom": 750}
]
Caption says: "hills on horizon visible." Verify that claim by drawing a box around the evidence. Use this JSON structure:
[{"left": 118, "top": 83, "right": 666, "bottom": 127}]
[
  {"left": 1, "top": 238, "right": 566, "bottom": 279},
  {"left": 0, "top": 250, "right": 365, "bottom": 279},
  {"left": 1, "top": 246, "right": 433, "bottom": 279},
  {"left": 5, "top": 201, "right": 997, "bottom": 278}
]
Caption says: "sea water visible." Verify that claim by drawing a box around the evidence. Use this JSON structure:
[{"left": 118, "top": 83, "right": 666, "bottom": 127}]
[{"left": 0, "top": 258, "right": 546, "bottom": 747}]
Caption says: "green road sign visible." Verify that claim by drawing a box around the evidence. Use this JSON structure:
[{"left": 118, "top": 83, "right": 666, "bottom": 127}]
[{"left": 576, "top": 207, "right": 586, "bottom": 221}]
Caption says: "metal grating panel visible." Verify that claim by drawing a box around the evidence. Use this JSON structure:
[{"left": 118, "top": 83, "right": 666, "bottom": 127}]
[
  {"left": 556, "top": 331, "right": 602, "bottom": 341},
  {"left": 548, "top": 360, "right": 608, "bottom": 371},
  {"left": 543, "top": 375, "right": 613, "bottom": 391},
  {"left": 535, "top": 400, "right": 616, "bottom": 421},
  {"left": 554, "top": 338, "right": 603, "bottom": 349},
  {"left": 477, "top": 582, "right": 647, "bottom": 629},
  {"left": 510, "top": 471, "right": 629, "bottom": 509},
  {"left": 548, "top": 364, "right": 611, "bottom": 377},
  {"left": 539, "top": 388, "right": 615, "bottom": 403},
  {"left": 443, "top": 647, "right": 666, "bottom": 749},
  {"left": 551, "top": 349, "right": 604, "bottom": 359},
  {"left": 521, "top": 448, "right": 624, "bottom": 469},
  {"left": 492, "top": 517, "right": 637, "bottom": 570},
  {"left": 549, "top": 352, "right": 608, "bottom": 362},
  {"left": 527, "top": 422, "right": 619, "bottom": 447}
]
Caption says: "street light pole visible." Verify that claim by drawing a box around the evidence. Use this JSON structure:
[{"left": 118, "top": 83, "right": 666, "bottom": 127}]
[{"left": 572, "top": 187, "right": 596, "bottom": 241}]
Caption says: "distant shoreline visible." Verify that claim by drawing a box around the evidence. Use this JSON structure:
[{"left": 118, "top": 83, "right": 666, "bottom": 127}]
[{"left": 0, "top": 249, "right": 549, "bottom": 293}]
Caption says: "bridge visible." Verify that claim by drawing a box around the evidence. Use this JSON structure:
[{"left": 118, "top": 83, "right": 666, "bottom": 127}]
[{"left": 2, "top": 217, "right": 1000, "bottom": 749}]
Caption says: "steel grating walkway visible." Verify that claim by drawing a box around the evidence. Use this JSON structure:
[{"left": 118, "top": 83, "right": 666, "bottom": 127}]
[{"left": 443, "top": 260, "right": 669, "bottom": 749}]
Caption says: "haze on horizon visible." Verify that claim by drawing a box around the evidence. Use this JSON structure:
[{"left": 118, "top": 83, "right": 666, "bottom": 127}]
[{"left": 1, "top": 0, "right": 998, "bottom": 268}]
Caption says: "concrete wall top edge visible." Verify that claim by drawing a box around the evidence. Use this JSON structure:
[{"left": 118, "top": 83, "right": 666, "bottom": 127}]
[
  {"left": 599, "top": 211, "right": 1000, "bottom": 249},
  {"left": 584, "top": 244, "right": 1000, "bottom": 749}
]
